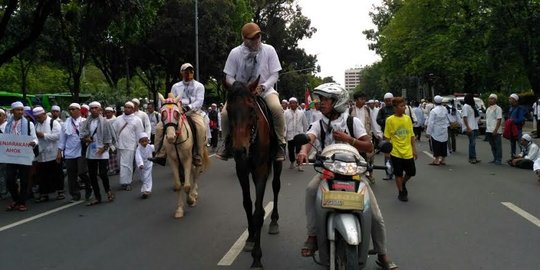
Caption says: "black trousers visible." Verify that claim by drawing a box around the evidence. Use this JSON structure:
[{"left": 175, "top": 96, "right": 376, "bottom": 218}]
[
  {"left": 287, "top": 139, "right": 302, "bottom": 163},
  {"left": 6, "top": 164, "right": 31, "bottom": 205},
  {"left": 210, "top": 128, "right": 219, "bottom": 148},
  {"left": 37, "top": 160, "right": 63, "bottom": 195},
  {"left": 87, "top": 159, "right": 110, "bottom": 201},
  {"left": 65, "top": 157, "right": 91, "bottom": 199}
]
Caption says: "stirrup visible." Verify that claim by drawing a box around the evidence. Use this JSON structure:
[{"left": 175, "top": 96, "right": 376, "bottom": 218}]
[{"left": 275, "top": 144, "right": 286, "bottom": 161}]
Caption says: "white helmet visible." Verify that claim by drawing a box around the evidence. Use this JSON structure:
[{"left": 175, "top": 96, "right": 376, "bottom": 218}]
[{"left": 313, "top": 83, "right": 349, "bottom": 113}]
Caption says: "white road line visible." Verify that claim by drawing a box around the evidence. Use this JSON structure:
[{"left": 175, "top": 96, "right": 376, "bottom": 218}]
[
  {"left": 217, "top": 202, "right": 274, "bottom": 266},
  {"left": 209, "top": 153, "right": 216, "bottom": 157},
  {"left": 501, "top": 202, "right": 540, "bottom": 228},
  {"left": 422, "top": 150, "right": 434, "bottom": 159},
  {"left": 0, "top": 201, "right": 84, "bottom": 232}
]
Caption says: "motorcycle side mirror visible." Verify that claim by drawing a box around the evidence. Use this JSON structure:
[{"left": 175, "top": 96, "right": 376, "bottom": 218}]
[
  {"left": 293, "top": 134, "right": 310, "bottom": 145},
  {"left": 378, "top": 141, "right": 393, "bottom": 154}
]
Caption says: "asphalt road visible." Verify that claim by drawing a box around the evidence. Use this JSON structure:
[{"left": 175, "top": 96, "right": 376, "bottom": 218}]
[{"left": 1, "top": 134, "right": 539, "bottom": 270}]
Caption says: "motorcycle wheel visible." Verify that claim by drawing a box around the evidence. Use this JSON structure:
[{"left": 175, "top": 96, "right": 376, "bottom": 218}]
[{"left": 335, "top": 232, "right": 360, "bottom": 270}]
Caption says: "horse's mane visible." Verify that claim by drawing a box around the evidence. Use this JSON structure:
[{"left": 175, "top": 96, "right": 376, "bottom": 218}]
[{"left": 227, "top": 81, "right": 254, "bottom": 103}]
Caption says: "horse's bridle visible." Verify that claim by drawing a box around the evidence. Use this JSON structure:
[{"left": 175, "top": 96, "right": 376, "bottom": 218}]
[{"left": 161, "top": 99, "right": 190, "bottom": 145}]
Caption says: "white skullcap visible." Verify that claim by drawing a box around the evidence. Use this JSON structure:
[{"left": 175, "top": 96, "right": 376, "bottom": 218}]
[
  {"left": 211, "top": 103, "right": 217, "bottom": 107},
  {"left": 69, "top": 103, "right": 81, "bottom": 109},
  {"left": 11, "top": 101, "right": 24, "bottom": 109},
  {"left": 489, "top": 94, "right": 498, "bottom": 100},
  {"left": 89, "top": 101, "right": 101, "bottom": 108},
  {"left": 281, "top": 99, "right": 288, "bottom": 103},
  {"left": 138, "top": 132, "right": 149, "bottom": 140},
  {"left": 23, "top": 106, "right": 31, "bottom": 111},
  {"left": 375, "top": 100, "right": 380, "bottom": 103},
  {"left": 434, "top": 95, "right": 443, "bottom": 104},
  {"left": 383, "top": 93, "right": 394, "bottom": 99},
  {"left": 180, "top": 63, "right": 194, "bottom": 71},
  {"left": 521, "top": 133, "right": 532, "bottom": 142},
  {"left": 0, "top": 109, "right": 5, "bottom": 114},
  {"left": 32, "top": 106, "right": 46, "bottom": 115},
  {"left": 510, "top": 93, "right": 519, "bottom": 101},
  {"left": 124, "top": 101, "right": 134, "bottom": 108},
  {"left": 131, "top": 98, "right": 140, "bottom": 105},
  {"left": 367, "top": 100, "right": 374, "bottom": 104},
  {"left": 104, "top": 107, "right": 114, "bottom": 112},
  {"left": 51, "top": 105, "right": 61, "bottom": 111},
  {"left": 289, "top": 97, "right": 298, "bottom": 103},
  {"left": 81, "top": 104, "right": 89, "bottom": 109}
]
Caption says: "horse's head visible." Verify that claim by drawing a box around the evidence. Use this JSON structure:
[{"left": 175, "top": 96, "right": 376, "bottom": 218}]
[
  {"left": 159, "top": 93, "right": 184, "bottom": 143},
  {"left": 224, "top": 77, "right": 260, "bottom": 155}
]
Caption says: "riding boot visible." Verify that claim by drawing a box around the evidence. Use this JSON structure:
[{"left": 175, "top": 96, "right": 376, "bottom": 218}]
[
  {"left": 216, "top": 136, "right": 233, "bottom": 161},
  {"left": 148, "top": 156, "right": 166, "bottom": 166},
  {"left": 275, "top": 143, "right": 286, "bottom": 161}
]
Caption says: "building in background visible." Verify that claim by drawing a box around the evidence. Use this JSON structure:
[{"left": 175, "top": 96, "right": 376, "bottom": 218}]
[{"left": 344, "top": 67, "right": 362, "bottom": 91}]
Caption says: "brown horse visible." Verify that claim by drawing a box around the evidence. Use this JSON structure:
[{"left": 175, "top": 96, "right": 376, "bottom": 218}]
[
  {"left": 158, "top": 93, "right": 209, "bottom": 219},
  {"left": 224, "top": 78, "right": 282, "bottom": 269}
]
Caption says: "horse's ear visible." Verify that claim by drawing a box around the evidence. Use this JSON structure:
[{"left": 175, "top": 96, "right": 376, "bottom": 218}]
[
  {"left": 174, "top": 95, "right": 181, "bottom": 104},
  {"left": 158, "top": 93, "right": 166, "bottom": 103},
  {"left": 248, "top": 75, "right": 261, "bottom": 93}
]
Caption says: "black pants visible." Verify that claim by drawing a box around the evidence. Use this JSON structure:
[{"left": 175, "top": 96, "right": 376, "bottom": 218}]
[
  {"left": 210, "top": 128, "right": 219, "bottom": 148},
  {"left": 87, "top": 159, "right": 110, "bottom": 201},
  {"left": 287, "top": 139, "right": 301, "bottom": 163},
  {"left": 65, "top": 157, "right": 91, "bottom": 199},
  {"left": 150, "top": 133, "right": 156, "bottom": 145},
  {"left": 6, "top": 164, "right": 31, "bottom": 205},
  {"left": 413, "top": 126, "right": 423, "bottom": 141},
  {"left": 37, "top": 160, "right": 63, "bottom": 195}
]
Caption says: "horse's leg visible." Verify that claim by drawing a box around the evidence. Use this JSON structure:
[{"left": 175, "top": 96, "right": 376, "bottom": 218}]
[
  {"left": 268, "top": 160, "right": 282, "bottom": 235},
  {"left": 236, "top": 162, "right": 254, "bottom": 252},
  {"left": 182, "top": 150, "right": 192, "bottom": 193},
  {"left": 170, "top": 159, "right": 185, "bottom": 219},
  {"left": 187, "top": 164, "right": 198, "bottom": 207},
  {"left": 250, "top": 169, "right": 270, "bottom": 269},
  {"left": 167, "top": 146, "right": 181, "bottom": 192}
]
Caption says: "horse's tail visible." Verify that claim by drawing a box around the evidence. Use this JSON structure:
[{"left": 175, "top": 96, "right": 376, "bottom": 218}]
[{"left": 200, "top": 145, "right": 210, "bottom": 171}]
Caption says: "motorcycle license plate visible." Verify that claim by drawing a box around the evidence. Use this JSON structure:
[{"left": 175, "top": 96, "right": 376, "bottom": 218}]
[{"left": 321, "top": 191, "right": 364, "bottom": 210}]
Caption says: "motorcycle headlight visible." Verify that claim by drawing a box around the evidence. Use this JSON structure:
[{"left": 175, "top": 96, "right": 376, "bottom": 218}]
[{"left": 323, "top": 161, "right": 366, "bottom": 176}]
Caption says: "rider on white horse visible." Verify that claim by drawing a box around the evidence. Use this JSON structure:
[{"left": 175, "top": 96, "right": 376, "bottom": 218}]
[{"left": 149, "top": 63, "right": 206, "bottom": 167}]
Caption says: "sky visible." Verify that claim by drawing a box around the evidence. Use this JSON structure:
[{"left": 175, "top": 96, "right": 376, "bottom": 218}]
[{"left": 296, "top": 0, "right": 382, "bottom": 86}]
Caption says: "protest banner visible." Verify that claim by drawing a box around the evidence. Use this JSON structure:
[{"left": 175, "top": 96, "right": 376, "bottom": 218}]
[{"left": 0, "top": 134, "right": 35, "bottom": 165}]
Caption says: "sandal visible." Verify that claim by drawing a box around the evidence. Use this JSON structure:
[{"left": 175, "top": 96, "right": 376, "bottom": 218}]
[
  {"left": 6, "top": 202, "right": 17, "bottom": 211},
  {"left": 56, "top": 193, "right": 66, "bottom": 200},
  {"left": 301, "top": 236, "right": 318, "bottom": 257},
  {"left": 376, "top": 259, "right": 399, "bottom": 270},
  {"left": 107, "top": 191, "right": 115, "bottom": 202},
  {"left": 18, "top": 204, "right": 28, "bottom": 212},
  {"left": 35, "top": 196, "right": 49, "bottom": 203}
]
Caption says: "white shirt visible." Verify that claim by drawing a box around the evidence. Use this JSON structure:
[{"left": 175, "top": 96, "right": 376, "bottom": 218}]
[
  {"left": 462, "top": 104, "right": 479, "bottom": 131},
  {"left": 307, "top": 113, "right": 367, "bottom": 148},
  {"left": 113, "top": 114, "right": 144, "bottom": 150},
  {"left": 171, "top": 80, "right": 205, "bottom": 111},
  {"left": 351, "top": 106, "right": 377, "bottom": 136},
  {"left": 223, "top": 43, "right": 282, "bottom": 98},
  {"left": 533, "top": 102, "right": 540, "bottom": 120},
  {"left": 426, "top": 105, "right": 449, "bottom": 142},
  {"left": 35, "top": 117, "right": 62, "bottom": 162},
  {"left": 134, "top": 110, "right": 151, "bottom": 136},
  {"left": 485, "top": 104, "right": 503, "bottom": 133},
  {"left": 135, "top": 143, "right": 155, "bottom": 169},
  {"left": 147, "top": 112, "right": 159, "bottom": 134},
  {"left": 58, "top": 116, "right": 84, "bottom": 159},
  {"left": 284, "top": 108, "right": 308, "bottom": 141},
  {"left": 370, "top": 107, "right": 383, "bottom": 139}
]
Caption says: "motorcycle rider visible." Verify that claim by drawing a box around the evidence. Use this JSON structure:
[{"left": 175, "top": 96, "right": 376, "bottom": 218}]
[{"left": 296, "top": 83, "right": 399, "bottom": 270}]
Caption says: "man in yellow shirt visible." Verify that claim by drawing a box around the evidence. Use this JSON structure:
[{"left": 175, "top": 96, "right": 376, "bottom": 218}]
[{"left": 384, "top": 97, "right": 417, "bottom": 202}]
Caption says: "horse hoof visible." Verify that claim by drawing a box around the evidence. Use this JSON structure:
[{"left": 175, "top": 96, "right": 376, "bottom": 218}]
[
  {"left": 174, "top": 209, "right": 184, "bottom": 219},
  {"left": 187, "top": 197, "right": 197, "bottom": 207},
  {"left": 250, "top": 262, "right": 263, "bottom": 269},
  {"left": 183, "top": 185, "right": 191, "bottom": 193},
  {"left": 173, "top": 186, "right": 181, "bottom": 192},
  {"left": 268, "top": 221, "right": 279, "bottom": 235},
  {"left": 243, "top": 241, "right": 255, "bottom": 252}
]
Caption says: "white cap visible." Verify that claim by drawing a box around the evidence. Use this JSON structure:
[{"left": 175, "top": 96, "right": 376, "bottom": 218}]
[
  {"left": 281, "top": 99, "right": 288, "bottom": 103},
  {"left": 211, "top": 103, "right": 217, "bottom": 107},
  {"left": 23, "top": 106, "right": 31, "bottom": 111},
  {"left": 367, "top": 100, "right": 374, "bottom": 104},
  {"left": 138, "top": 132, "right": 149, "bottom": 140},
  {"left": 384, "top": 93, "right": 394, "bottom": 99},
  {"left": 69, "top": 103, "right": 81, "bottom": 109},
  {"left": 124, "top": 101, "right": 135, "bottom": 108},
  {"left": 0, "top": 109, "right": 5, "bottom": 114},
  {"left": 89, "top": 101, "right": 101, "bottom": 108},
  {"left": 104, "top": 107, "right": 114, "bottom": 112},
  {"left": 375, "top": 100, "right": 380, "bottom": 103},
  {"left": 180, "top": 63, "right": 194, "bottom": 71},
  {"left": 289, "top": 97, "right": 298, "bottom": 103},
  {"left": 489, "top": 93, "right": 498, "bottom": 100},
  {"left": 434, "top": 95, "right": 443, "bottom": 104},
  {"left": 522, "top": 133, "right": 532, "bottom": 142},
  {"left": 51, "top": 105, "right": 61, "bottom": 111},
  {"left": 32, "top": 106, "right": 46, "bottom": 115},
  {"left": 81, "top": 104, "right": 89, "bottom": 110},
  {"left": 11, "top": 101, "right": 24, "bottom": 109},
  {"left": 510, "top": 93, "right": 519, "bottom": 101},
  {"left": 131, "top": 98, "right": 140, "bottom": 105}
]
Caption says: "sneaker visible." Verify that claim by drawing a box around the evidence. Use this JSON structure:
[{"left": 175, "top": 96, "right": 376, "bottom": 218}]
[
  {"left": 297, "top": 165, "right": 304, "bottom": 172},
  {"left": 398, "top": 191, "right": 408, "bottom": 202},
  {"left": 289, "top": 163, "right": 295, "bottom": 169}
]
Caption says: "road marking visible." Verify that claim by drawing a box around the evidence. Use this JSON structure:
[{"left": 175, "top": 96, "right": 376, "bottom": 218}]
[
  {"left": 0, "top": 201, "right": 84, "bottom": 232},
  {"left": 422, "top": 150, "right": 434, "bottom": 159},
  {"left": 217, "top": 201, "right": 274, "bottom": 266},
  {"left": 209, "top": 153, "right": 216, "bottom": 157},
  {"left": 501, "top": 202, "right": 540, "bottom": 228}
]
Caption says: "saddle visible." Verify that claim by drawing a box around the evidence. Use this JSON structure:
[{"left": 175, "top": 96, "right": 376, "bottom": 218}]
[{"left": 254, "top": 96, "right": 277, "bottom": 149}]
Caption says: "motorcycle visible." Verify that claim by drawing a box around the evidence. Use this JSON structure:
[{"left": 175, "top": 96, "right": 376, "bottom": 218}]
[{"left": 294, "top": 134, "right": 392, "bottom": 270}]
